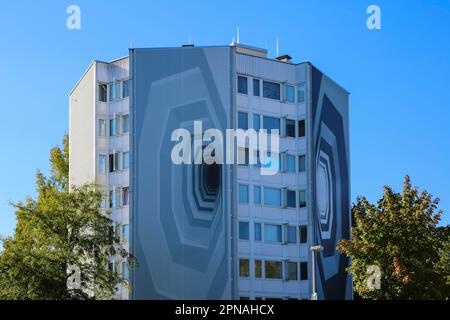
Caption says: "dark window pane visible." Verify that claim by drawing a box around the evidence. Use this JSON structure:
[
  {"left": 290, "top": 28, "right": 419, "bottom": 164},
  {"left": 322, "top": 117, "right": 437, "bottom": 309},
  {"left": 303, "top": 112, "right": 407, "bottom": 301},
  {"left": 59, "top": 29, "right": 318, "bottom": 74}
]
[
  {"left": 238, "top": 112, "right": 248, "bottom": 130},
  {"left": 253, "top": 114, "right": 260, "bottom": 131},
  {"left": 298, "top": 120, "right": 306, "bottom": 137},
  {"left": 254, "top": 223, "right": 262, "bottom": 241},
  {"left": 254, "top": 186, "right": 261, "bottom": 205},
  {"left": 255, "top": 260, "right": 262, "bottom": 278},
  {"left": 238, "top": 76, "right": 248, "bottom": 94},
  {"left": 239, "top": 259, "right": 249, "bottom": 277},
  {"left": 299, "top": 190, "right": 307, "bottom": 208},
  {"left": 299, "top": 155, "right": 306, "bottom": 172},
  {"left": 284, "top": 85, "right": 295, "bottom": 103},
  {"left": 263, "top": 116, "right": 280, "bottom": 133},
  {"left": 298, "top": 84, "right": 305, "bottom": 103},
  {"left": 109, "top": 154, "right": 114, "bottom": 173},
  {"left": 287, "top": 226, "right": 297, "bottom": 243},
  {"left": 122, "top": 80, "right": 129, "bottom": 98},
  {"left": 239, "top": 184, "right": 249, "bottom": 203},
  {"left": 299, "top": 225, "right": 307, "bottom": 244},
  {"left": 287, "top": 190, "right": 296, "bottom": 208},
  {"left": 264, "top": 188, "right": 281, "bottom": 207},
  {"left": 99, "top": 84, "right": 107, "bottom": 102},
  {"left": 265, "top": 261, "right": 282, "bottom": 279},
  {"left": 286, "top": 119, "right": 295, "bottom": 137},
  {"left": 264, "top": 224, "right": 282, "bottom": 242},
  {"left": 286, "top": 155, "right": 296, "bottom": 173},
  {"left": 300, "top": 262, "right": 308, "bottom": 280},
  {"left": 263, "top": 81, "right": 281, "bottom": 100},
  {"left": 288, "top": 262, "right": 298, "bottom": 280},
  {"left": 253, "top": 79, "right": 260, "bottom": 96},
  {"left": 239, "top": 221, "right": 249, "bottom": 240}
]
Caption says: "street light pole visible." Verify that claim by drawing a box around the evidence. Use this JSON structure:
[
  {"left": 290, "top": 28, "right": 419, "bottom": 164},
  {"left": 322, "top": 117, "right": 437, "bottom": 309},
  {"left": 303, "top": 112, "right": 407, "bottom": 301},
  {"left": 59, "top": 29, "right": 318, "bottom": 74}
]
[{"left": 310, "top": 245, "right": 324, "bottom": 300}]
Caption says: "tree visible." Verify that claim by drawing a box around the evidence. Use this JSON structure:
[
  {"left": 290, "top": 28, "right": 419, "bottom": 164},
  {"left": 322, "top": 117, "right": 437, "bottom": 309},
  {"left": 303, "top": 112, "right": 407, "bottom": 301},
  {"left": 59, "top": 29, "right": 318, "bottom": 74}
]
[
  {"left": 338, "top": 176, "right": 450, "bottom": 300},
  {"left": 0, "top": 135, "right": 133, "bottom": 299}
]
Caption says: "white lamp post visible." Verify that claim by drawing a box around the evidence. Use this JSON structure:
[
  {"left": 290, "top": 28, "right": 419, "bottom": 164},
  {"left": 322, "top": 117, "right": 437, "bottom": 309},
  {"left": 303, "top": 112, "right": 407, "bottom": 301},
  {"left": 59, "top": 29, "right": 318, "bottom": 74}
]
[{"left": 310, "top": 245, "right": 324, "bottom": 300}]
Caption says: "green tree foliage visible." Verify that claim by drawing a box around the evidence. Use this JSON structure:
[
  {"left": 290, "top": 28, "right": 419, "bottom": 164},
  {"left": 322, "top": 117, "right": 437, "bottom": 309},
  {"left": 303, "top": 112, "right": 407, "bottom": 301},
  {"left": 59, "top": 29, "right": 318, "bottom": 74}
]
[
  {"left": 338, "top": 176, "right": 450, "bottom": 299},
  {"left": 0, "top": 135, "right": 133, "bottom": 299}
]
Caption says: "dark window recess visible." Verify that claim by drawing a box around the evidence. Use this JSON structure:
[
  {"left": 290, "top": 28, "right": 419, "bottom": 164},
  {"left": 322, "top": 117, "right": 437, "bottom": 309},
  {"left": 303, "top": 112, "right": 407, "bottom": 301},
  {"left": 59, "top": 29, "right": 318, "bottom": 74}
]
[
  {"left": 204, "top": 163, "right": 221, "bottom": 193},
  {"left": 238, "top": 112, "right": 248, "bottom": 130},
  {"left": 300, "top": 262, "right": 308, "bottom": 280},
  {"left": 109, "top": 154, "right": 114, "bottom": 173},
  {"left": 238, "top": 76, "right": 248, "bottom": 94},
  {"left": 99, "top": 84, "right": 107, "bottom": 102},
  {"left": 263, "top": 81, "right": 281, "bottom": 100},
  {"left": 298, "top": 120, "right": 306, "bottom": 137},
  {"left": 299, "top": 225, "right": 307, "bottom": 244},
  {"left": 286, "top": 119, "right": 295, "bottom": 138},
  {"left": 286, "top": 190, "right": 296, "bottom": 208},
  {"left": 253, "top": 79, "right": 260, "bottom": 96}
]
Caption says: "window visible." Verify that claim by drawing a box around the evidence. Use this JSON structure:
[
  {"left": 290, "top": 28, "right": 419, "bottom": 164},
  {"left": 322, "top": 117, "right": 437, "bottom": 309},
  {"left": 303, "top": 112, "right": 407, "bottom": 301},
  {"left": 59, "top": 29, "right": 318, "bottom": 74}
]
[
  {"left": 284, "top": 84, "right": 295, "bottom": 103},
  {"left": 255, "top": 260, "right": 262, "bottom": 278},
  {"left": 109, "top": 188, "right": 120, "bottom": 208},
  {"left": 238, "top": 112, "right": 248, "bottom": 130},
  {"left": 265, "top": 261, "right": 282, "bottom": 279},
  {"left": 108, "top": 261, "right": 115, "bottom": 272},
  {"left": 253, "top": 79, "right": 260, "bottom": 96},
  {"left": 110, "top": 82, "right": 120, "bottom": 101},
  {"left": 238, "top": 148, "right": 249, "bottom": 166},
  {"left": 122, "top": 187, "right": 129, "bottom": 206},
  {"left": 285, "top": 119, "right": 295, "bottom": 138},
  {"left": 254, "top": 186, "right": 261, "bottom": 204},
  {"left": 238, "top": 76, "right": 248, "bottom": 94},
  {"left": 299, "top": 225, "right": 307, "bottom": 244},
  {"left": 286, "top": 190, "right": 296, "bottom": 208},
  {"left": 253, "top": 114, "right": 260, "bottom": 131},
  {"left": 287, "top": 226, "right": 297, "bottom": 243},
  {"left": 254, "top": 223, "right": 262, "bottom": 241},
  {"left": 300, "top": 262, "right": 308, "bottom": 280},
  {"left": 263, "top": 116, "right": 280, "bottom": 134},
  {"left": 298, "top": 119, "right": 306, "bottom": 137},
  {"left": 239, "top": 259, "right": 249, "bottom": 277},
  {"left": 298, "top": 83, "right": 305, "bottom": 103},
  {"left": 239, "top": 221, "right": 249, "bottom": 240},
  {"left": 122, "top": 262, "right": 129, "bottom": 280},
  {"left": 110, "top": 118, "right": 117, "bottom": 136},
  {"left": 299, "top": 155, "right": 306, "bottom": 173},
  {"left": 123, "top": 151, "right": 130, "bottom": 170},
  {"left": 98, "top": 84, "right": 107, "bottom": 102},
  {"left": 98, "top": 119, "right": 106, "bottom": 137},
  {"left": 264, "top": 187, "right": 281, "bottom": 207},
  {"left": 109, "top": 153, "right": 120, "bottom": 172},
  {"left": 286, "top": 154, "right": 296, "bottom": 173},
  {"left": 299, "top": 190, "right": 307, "bottom": 208},
  {"left": 98, "top": 155, "right": 106, "bottom": 173},
  {"left": 122, "top": 115, "right": 129, "bottom": 133},
  {"left": 122, "top": 224, "right": 129, "bottom": 242},
  {"left": 263, "top": 80, "right": 281, "bottom": 100},
  {"left": 122, "top": 80, "right": 129, "bottom": 98},
  {"left": 287, "top": 262, "right": 298, "bottom": 280},
  {"left": 264, "top": 224, "right": 282, "bottom": 243},
  {"left": 239, "top": 184, "right": 249, "bottom": 203}
]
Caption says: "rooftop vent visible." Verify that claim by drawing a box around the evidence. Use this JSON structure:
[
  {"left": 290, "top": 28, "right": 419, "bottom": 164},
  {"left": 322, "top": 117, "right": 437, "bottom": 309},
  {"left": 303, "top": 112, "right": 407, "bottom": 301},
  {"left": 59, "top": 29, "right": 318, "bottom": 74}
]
[
  {"left": 233, "top": 43, "right": 267, "bottom": 58},
  {"left": 182, "top": 44, "right": 194, "bottom": 48},
  {"left": 276, "top": 54, "right": 292, "bottom": 63}
]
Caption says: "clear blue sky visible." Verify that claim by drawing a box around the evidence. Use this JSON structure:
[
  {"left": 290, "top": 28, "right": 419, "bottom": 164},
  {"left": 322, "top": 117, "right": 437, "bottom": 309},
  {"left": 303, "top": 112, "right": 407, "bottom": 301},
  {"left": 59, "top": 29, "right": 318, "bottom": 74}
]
[{"left": 0, "top": 0, "right": 449, "bottom": 238}]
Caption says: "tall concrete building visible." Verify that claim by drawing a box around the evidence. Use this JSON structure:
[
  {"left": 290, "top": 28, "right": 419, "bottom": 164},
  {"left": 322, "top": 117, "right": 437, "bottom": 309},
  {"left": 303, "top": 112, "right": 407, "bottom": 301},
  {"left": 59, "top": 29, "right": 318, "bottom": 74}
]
[{"left": 69, "top": 43, "right": 352, "bottom": 300}]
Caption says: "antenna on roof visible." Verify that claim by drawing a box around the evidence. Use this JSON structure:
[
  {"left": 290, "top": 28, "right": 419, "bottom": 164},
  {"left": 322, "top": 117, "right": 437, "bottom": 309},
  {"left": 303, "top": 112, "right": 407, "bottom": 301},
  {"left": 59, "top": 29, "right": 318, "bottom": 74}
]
[
  {"left": 237, "top": 27, "right": 240, "bottom": 44},
  {"left": 230, "top": 36, "right": 235, "bottom": 46},
  {"left": 276, "top": 34, "right": 279, "bottom": 58},
  {"left": 129, "top": 40, "right": 132, "bottom": 49}
]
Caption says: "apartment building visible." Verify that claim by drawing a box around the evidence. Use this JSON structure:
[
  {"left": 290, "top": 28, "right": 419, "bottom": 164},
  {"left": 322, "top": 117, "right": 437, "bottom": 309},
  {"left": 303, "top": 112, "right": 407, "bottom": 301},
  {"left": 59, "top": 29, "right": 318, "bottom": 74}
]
[{"left": 69, "top": 43, "right": 352, "bottom": 300}]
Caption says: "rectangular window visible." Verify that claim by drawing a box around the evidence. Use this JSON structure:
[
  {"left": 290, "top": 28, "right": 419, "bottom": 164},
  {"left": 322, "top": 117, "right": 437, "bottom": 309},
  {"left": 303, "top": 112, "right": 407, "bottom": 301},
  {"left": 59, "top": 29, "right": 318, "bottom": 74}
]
[
  {"left": 286, "top": 190, "right": 296, "bottom": 208},
  {"left": 238, "top": 76, "right": 248, "bottom": 94},
  {"left": 110, "top": 118, "right": 116, "bottom": 136},
  {"left": 284, "top": 84, "right": 295, "bottom": 103},
  {"left": 239, "top": 184, "right": 249, "bottom": 203},
  {"left": 265, "top": 261, "right": 282, "bottom": 279},
  {"left": 122, "top": 262, "right": 129, "bottom": 280},
  {"left": 254, "top": 223, "right": 262, "bottom": 241},
  {"left": 239, "top": 221, "right": 249, "bottom": 240},
  {"left": 238, "top": 111, "right": 248, "bottom": 130},
  {"left": 122, "top": 224, "right": 129, "bottom": 242},
  {"left": 298, "top": 83, "right": 306, "bottom": 103},
  {"left": 110, "top": 82, "right": 120, "bottom": 101},
  {"left": 239, "top": 259, "right": 250, "bottom": 277},
  {"left": 238, "top": 148, "right": 249, "bottom": 166},
  {"left": 98, "top": 119, "right": 106, "bottom": 137},
  {"left": 264, "top": 224, "right": 282, "bottom": 243},
  {"left": 298, "top": 119, "right": 306, "bottom": 137},
  {"left": 122, "top": 80, "right": 129, "bottom": 98},
  {"left": 264, "top": 187, "right": 281, "bottom": 207},
  {"left": 109, "top": 152, "right": 120, "bottom": 172},
  {"left": 253, "top": 114, "right": 260, "bottom": 131},
  {"left": 300, "top": 262, "right": 308, "bottom": 280},
  {"left": 263, "top": 116, "right": 280, "bottom": 134},
  {"left": 288, "top": 262, "right": 298, "bottom": 280},
  {"left": 122, "top": 115, "right": 129, "bottom": 133},
  {"left": 109, "top": 189, "right": 120, "bottom": 208},
  {"left": 299, "top": 225, "right": 307, "bottom": 244},
  {"left": 287, "top": 226, "right": 297, "bottom": 243},
  {"left": 255, "top": 260, "right": 262, "bottom": 278},
  {"left": 254, "top": 186, "right": 261, "bottom": 205},
  {"left": 286, "top": 154, "right": 296, "bottom": 173},
  {"left": 263, "top": 80, "right": 281, "bottom": 100},
  {"left": 123, "top": 151, "right": 130, "bottom": 170},
  {"left": 285, "top": 119, "right": 295, "bottom": 138},
  {"left": 98, "top": 155, "right": 106, "bottom": 173},
  {"left": 98, "top": 84, "right": 107, "bottom": 102},
  {"left": 299, "top": 190, "right": 307, "bottom": 208},
  {"left": 253, "top": 79, "right": 260, "bottom": 96},
  {"left": 122, "top": 187, "right": 129, "bottom": 206},
  {"left": 299, "top": 155, "right": 306, "bottom": 173}
]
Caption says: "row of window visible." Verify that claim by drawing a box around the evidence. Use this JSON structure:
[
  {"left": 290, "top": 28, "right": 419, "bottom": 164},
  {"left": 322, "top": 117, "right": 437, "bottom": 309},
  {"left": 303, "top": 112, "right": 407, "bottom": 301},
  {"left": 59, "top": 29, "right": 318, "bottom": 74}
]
[
  {"left": 239, "top": 222, "right": 307, "bottom": 244},
  {"left": 98, "top": 115, "right": 129, "bottom": 137},
  {"left": 98, "top": 80, "right": 129, "bottom": 103},
  {"left": 237, "top": 76, "right": 306, "bottom": 104},
  {"left": 239, "top": 259, "right": 308, "bottom": 281},
  {"left": 98, "top": 151, "right": 130, "bottom": 173},
  {"left": 238, "top": 149, "right": 306, "bottom": 173},
  {"left": 238, "top": 112, "right": 306, "bottom": 138},
  {"left": 239, "top": 185, "right": 307, "bottom": 208},
  {"left": 108, "top": 186, "right": 129, "bottom": 208}
]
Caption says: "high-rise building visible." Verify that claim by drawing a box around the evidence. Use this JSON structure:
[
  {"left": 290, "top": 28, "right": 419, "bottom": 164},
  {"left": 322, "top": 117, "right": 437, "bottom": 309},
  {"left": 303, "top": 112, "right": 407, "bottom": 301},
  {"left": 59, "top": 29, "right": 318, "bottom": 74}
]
[{"left": 69, "top": 43, "right": 352, "bottom": 300}]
